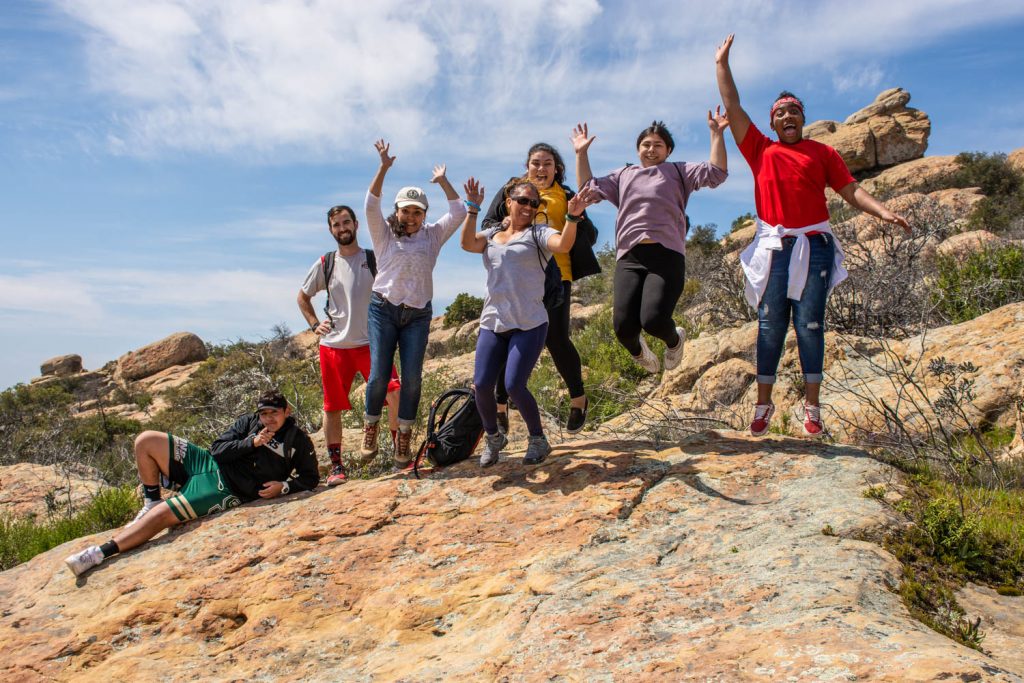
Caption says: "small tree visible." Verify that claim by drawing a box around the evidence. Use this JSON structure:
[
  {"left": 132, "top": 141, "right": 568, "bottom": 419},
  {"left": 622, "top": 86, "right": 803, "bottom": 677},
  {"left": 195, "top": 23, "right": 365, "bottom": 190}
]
[{"left": 443, "top": 293, "right": 484, "bottom": 329}]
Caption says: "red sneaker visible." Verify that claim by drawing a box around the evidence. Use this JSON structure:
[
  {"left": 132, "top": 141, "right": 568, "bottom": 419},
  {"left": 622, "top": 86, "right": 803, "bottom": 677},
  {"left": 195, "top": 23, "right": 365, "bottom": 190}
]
[
  {"left": 803, "top": 404, "right": 825, "bottom": 437},
  {"left": 326, "top": 463, "right": 347, "bottom": 486},
  {"left": 749, "top": 403, "right": 775, "bottom": 437}
]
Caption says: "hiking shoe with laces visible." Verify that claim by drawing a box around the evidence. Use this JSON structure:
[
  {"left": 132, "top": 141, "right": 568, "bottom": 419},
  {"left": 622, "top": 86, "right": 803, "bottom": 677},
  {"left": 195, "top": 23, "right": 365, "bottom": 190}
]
[
  {"left": 360, "top": 421, "right": 380, "bottom": 459},
  {"left": 750, "top": 403, "right": 776, "bottom": 437},
  {"left": 393, "top": 429, "right": 413, "bottom": 471},
  {"left": 803, "top": 404, "right": 825, "bottom": 437},
  {"left": 64, "top": 545, "right": 104, "bottom": 577},
  {"left": 632, "top": 337, "right": 660, "bottom": 374},
  {"left": 523, "top": 434, "right": 552, "bottom": 465},
  {"left": 326, "top": 463, "right": 348, "bottom": 486},
  {"left": 566, "top": 399, "right": 588, "bottom": 434},
  {"left": 663, "top": 326, "right": 687, "bottom": 371},
  {"left": 496, "top": 410, "right": 510, "bottom": 435},
  {"left": 127, "top": 499, "right": 162, "bottom": 528},
  {"left": 480, "top": 432, "right": 507, "bottom": 468}
]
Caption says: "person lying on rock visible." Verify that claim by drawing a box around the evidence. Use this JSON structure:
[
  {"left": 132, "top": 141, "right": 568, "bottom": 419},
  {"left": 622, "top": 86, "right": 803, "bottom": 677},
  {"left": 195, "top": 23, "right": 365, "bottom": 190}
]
[
  {"left": 63, "top": 389, "right": 319, "bottom": 577},
  {"left": 715, "top": 33, "right": 910, "bottom": 438}
]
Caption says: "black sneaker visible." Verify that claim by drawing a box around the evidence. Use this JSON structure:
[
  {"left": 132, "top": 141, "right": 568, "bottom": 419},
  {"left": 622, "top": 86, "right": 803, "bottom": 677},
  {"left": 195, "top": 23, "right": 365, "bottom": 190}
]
[
  {"left": 496, "top": 411, "right": 510, "bottom": 435},
  {"left": 566, "top": 399, "right": 588, "bottom": 434}
]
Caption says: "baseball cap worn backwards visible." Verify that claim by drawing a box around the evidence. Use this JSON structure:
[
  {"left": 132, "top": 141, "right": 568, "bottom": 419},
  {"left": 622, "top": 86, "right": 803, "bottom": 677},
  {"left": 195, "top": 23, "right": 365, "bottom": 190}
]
[{"left": 395, "top": 186, "right": 428, "bottom": 211}]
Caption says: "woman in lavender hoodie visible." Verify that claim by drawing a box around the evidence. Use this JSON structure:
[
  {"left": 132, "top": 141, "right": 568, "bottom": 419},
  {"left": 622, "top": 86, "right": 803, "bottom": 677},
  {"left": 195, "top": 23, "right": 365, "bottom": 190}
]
[{"left": 574, "top": 113, "right": 729, "bottom": 374}]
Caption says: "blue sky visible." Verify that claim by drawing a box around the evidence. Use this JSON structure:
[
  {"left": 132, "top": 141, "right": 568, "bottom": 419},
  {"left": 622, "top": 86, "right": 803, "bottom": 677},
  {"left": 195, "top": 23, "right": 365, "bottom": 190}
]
[{"left": 2, "top": 0, "right": 1023, "bottom": 390}]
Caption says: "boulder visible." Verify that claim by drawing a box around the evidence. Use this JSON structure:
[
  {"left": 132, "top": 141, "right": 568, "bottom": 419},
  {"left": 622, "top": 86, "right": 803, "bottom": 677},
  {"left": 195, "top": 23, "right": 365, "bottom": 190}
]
[
  {"left": 40, "top": 354, "right": 82, "bottom": 377},
  {"left": 655, "top": 322, "right": 757, "bottom": 397},
  {"left": 937, "top": 230, "right": 1005, "bottom": 261},
  {"left": 0, "top": 463, "right": 107, "bottom": 520},
  {"left": 2, "top": 434, "right": 1019, "bottom": 680},
  {"left": 1007, "top": 147, "right": 1024, "bottom": 174},
  {"left": 114, "top": 332, "right": 208, "bottom": 382},
  {"left": 858, "top": 155, "right": 959, "bottom": 197},
  {"left": 692, "top": 357, "right": 756, "bottom": 408}
]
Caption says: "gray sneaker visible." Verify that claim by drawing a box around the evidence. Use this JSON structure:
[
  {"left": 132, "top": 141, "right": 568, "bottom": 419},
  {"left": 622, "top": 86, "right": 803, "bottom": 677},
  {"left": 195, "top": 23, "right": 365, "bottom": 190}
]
[
  {"left": 523, "top": 434, "right": 551, "bottom": 465},
  {"left": 479, "top": 432, "right": 507, "bottom": 468},
  {"left": 632, "top": 337, "right": 660, "bottom": 374},
  {"left": 663, "top": 326, "right": 686, "bottom": 371},
  {"left": 64, "top": 545, "right": 104, "bottom": 576}
]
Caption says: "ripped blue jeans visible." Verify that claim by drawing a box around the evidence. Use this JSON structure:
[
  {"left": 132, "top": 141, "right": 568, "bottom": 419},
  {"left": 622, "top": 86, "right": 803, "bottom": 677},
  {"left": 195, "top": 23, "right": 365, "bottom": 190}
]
[{"left": 756, "top": 234, "right": 835, "bottom": 384}]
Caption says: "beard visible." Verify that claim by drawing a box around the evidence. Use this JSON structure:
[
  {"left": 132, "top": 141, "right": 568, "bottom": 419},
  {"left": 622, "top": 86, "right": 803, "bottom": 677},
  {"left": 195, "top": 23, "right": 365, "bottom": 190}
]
[{"left": 334, "top": 230, "right": 355, "bottom": 246}]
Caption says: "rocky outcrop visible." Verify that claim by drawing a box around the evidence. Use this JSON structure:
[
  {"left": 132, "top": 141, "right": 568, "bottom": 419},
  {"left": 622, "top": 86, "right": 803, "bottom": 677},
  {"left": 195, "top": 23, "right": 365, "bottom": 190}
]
[
  {"left": 804, "top": 88, "right": 930, "bottom": 174},
  {"left": 1008, "top": 147, "right": 1024, "bottom": 174},
  {"left": 2, "top": 433, "right": 1020, "bottom": 680},
  {"left": 0, "top": 463, "right": 106, "bottom": 520},
  {"left": 40, "top": 354, "right": 83, "bottom": 377},
  {"left": 858, "top": 155, "right": 960, "bottom": 197},
  {"left": 114, "top": 332, "right": 208, "bottom": 382},
  {"left": 937, "top": 229, "right": 1005, "bottom": 260}
]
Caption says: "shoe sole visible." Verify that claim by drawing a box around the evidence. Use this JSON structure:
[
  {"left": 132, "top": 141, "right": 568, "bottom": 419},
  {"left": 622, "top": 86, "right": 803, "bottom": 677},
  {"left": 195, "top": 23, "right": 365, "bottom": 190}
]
[
  {"left": 326, "top": 478, "right": 347, "bottom": 487},
  {"left": 480, "top": 456, "right": 499, "bottom": 468},
  {"left": 803, "top": 426, "right": 825, "bottom": 438},
  {"left": 750, "top": 427, "right": 770, "bottom": 437}
]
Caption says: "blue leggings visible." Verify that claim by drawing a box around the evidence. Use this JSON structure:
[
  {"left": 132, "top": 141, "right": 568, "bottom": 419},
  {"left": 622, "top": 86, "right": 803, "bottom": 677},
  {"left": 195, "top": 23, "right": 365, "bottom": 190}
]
[{"left": 474, "top": 324, "right": 548, "bottom": 436}]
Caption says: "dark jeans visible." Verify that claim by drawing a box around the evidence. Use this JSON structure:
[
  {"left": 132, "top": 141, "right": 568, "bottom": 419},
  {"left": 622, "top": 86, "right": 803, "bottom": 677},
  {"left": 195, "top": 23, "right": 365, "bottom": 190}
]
[
  {"left": 756, "top": 234, "right": 835, "bottom": 384},
  {"left": 474, "top": 324, "right": 548, "bottom": 436},
  {"left": 613, "top": 243, "right": 685, "bottom": 355},
  {"left": 365, "top": 293, "right": 432, "bottom": 423},
  {"left": 496, "top": 280, "right": 585, "bottom": 405}
]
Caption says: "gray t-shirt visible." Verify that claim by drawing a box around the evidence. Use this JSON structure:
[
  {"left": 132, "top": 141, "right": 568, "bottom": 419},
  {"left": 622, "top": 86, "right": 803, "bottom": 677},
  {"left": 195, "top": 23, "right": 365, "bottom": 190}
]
[
  {"left": 300, "top": 249, "right": 374, "bottom": 349},
  {"left": 479, "top": 224, "right": 558, "bottom": 333}
]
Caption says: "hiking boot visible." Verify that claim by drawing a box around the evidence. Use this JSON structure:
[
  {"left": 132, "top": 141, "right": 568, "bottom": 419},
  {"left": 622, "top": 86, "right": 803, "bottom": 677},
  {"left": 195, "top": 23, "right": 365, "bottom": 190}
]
[
  {"left": 566, "top": 398, "right": 588, "bottom": 434},
  {"left": 360, "top": 421, "right": 380, "bottom": 459},
  {"left": 479, "top": 432, "right": 507, "bottom": 468},
  {"left": 803, "top": 404, "right": 825, "bottom": 437},
  {"left": 126, "top": 499, "right": 162, "bottom": 528},
  {"left": 632, "top": 337, "right": 660, "bottom": 374},
  {"left": 523, "top": 434, "right": 551, "bottom": 465},
  {"left": 326, "top": 463, "right": 348, "bottom": 486},
  {"left": 663, "top": 326, "right": 686, "bottom": 371},
  {"left": 64, "top": 545, "right": 104, "bottom": 577},
  {"left": 750, "top": 403, "right": 776, "bottom": 437},
  {"left": 393, "top": 429, "right": 413, "bottom": 471},
  {"left": 496, "top": 410, "right": 510, "bottom": 435}
]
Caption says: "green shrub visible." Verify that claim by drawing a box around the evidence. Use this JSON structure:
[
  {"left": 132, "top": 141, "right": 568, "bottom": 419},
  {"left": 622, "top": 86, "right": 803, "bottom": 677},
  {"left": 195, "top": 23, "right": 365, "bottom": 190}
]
[
  {"left": 952, "top": 152, "right": 1024, "bottom": 234},
  {"left": 0, "top": 485, "right": 138, "bottom": 570},
  {"left": 572, "top": 245, "right": 616, "bottom": 307},
  {"left": 730, "top": 212, "right": 755, "bottom": 233},
  {"left": 443, "top": 293, "right": 484, "bottom": 329},
  {"left": 934, "top": 244, "right": 1024, "bottom": 323}
]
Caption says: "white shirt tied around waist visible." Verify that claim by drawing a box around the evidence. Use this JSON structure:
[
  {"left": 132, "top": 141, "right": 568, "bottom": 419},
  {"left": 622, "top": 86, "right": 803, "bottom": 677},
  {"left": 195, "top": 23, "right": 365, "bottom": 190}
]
[{"left": 739, "top": 218, "right": 848, "bottom": 308}]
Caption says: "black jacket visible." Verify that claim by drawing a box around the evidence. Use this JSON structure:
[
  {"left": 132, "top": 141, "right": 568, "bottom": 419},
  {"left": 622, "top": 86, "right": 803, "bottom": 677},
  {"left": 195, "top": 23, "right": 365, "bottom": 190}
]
[
  {"left": 209, "top": 413, "right": 319, "bottom": 501},
  {"left": 481, "top": 178, "right": 601, "bottom": 281}
]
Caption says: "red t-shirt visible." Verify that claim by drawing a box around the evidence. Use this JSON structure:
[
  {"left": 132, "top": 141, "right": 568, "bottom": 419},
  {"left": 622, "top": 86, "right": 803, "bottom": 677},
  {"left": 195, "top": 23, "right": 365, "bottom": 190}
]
[{"left": 739, "top": 123, "right": 855, "bottom": 229}]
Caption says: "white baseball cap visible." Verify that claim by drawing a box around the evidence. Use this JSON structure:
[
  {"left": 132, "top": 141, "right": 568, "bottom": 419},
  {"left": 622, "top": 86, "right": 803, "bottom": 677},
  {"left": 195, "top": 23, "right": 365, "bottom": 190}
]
[{"left": 395, "top": 186, "right": 428, "bottom": 210}]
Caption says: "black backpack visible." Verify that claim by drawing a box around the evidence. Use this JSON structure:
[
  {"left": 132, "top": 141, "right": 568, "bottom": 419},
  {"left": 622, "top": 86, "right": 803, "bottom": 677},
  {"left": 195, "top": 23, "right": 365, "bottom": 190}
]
[
  {"left": 412, "top": 388, "right": 484, "bottom": 478},
  {"left": 320, "top": 249, "right": 377, "bottom": 321},
  {"left": 529, "top": 224, "right": 565, "bottom": 310}
]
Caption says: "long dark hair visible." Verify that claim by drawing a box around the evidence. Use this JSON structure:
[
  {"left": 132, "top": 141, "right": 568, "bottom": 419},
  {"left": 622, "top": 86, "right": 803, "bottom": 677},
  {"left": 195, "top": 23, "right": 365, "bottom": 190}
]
[
  {"left": 524, "top": 142, "right": 566, "bottom": 187},
  {"left": 385, "top": 206, "right": 416, "bottom": 238}
]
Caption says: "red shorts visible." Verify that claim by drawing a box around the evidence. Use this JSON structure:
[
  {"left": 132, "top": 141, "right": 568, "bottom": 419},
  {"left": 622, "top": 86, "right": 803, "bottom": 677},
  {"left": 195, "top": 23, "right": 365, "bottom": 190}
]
[{"left": 319, "top": 345, "right": 400, "bottom": 412}]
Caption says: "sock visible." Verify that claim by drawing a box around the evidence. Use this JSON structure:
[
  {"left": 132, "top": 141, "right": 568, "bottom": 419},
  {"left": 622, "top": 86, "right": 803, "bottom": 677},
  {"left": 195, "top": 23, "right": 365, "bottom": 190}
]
[
  {"left": 142, "top": 484, "right": 161, "bottom": 502},
  {"left": 327, "top": 443, "right": 342, "bottom": 465},
  {"left": 100, "top": 540, "right": 120, "bottom": 558}
]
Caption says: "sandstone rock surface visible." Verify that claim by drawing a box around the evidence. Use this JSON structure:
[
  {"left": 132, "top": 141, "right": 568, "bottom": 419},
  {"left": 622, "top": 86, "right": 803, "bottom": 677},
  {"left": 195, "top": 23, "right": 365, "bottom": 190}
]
[
  {"left": 1, "top": 433, "right": 1019, "bottom": 681},
  {"left": 0, "top": 463, "right": 106, "bottom": 519},
  {"left": 115, "top": 332, "right": 208, "bottom": 382},
  {"left": 1007, "top": 147, "right": 1024, "bottom": 174},
  {"left": 858, "top": 155, "right": 958, "bottom": 197},
  {"left": 937, "top": 230, "right": 1005, "bottom": 260},
  {"left": 40, "top": 354, "right": 83, "bottom": 377}
]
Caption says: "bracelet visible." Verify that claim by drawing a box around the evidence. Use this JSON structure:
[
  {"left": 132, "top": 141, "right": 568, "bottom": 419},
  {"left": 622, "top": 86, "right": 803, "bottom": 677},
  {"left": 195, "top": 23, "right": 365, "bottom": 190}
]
[
  {"left": 464, "top": 200, "right": 481, "bottom": 210},
  {"left": 310, "top": 321, "right": 320, "bottom": 332},
  {"left": 467, "top": 211, "right": 479, "bottom": 216},
  {"left": 565, "top": 213, "right": 583, "bottom": 223}
]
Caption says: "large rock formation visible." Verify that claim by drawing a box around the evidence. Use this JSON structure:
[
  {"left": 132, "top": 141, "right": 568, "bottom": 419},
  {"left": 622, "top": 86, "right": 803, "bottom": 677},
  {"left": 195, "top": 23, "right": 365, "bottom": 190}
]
[
  {"left": 1, "top": 434, "right": 1020, "bottom": 680},
  {"left": 0, "top": 463, "right": 107, "bottom": 520},
  {"left": 39, "top": 354, "right": 83, "bottom": 378},
  {"left": 114, "top": 332, "right": 208, "bottom": 383},
  {"left": 804, "top": 88, "right": 930, "bottom": 175}
]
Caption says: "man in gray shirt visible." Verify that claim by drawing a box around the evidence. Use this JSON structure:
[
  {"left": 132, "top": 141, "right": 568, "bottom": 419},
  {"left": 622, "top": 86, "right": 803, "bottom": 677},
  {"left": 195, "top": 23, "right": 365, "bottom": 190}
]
[{"left": 298, "top": 205, "right": 399, "bottom": 485}]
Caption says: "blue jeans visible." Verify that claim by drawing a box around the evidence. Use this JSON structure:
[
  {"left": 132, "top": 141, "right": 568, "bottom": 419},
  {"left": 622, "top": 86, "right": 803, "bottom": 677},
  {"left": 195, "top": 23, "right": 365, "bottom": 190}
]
[
  {"left": 365, "top": 293, "right": 432, "bottom": 423},
  {"left": 756, "top": 234, "right": 834, "bottom": 384}
]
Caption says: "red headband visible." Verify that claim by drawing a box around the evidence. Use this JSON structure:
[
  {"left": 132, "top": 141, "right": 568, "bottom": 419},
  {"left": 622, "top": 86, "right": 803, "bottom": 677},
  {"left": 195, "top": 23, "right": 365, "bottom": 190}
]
[{"left": 770, "top": 97, "right": 804, "bottom": 119}]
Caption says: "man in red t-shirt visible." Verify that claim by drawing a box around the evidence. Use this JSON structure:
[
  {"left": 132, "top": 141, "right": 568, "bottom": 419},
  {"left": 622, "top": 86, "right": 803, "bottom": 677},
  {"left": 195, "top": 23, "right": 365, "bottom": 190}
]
[{"left": 715, "top": 33, "right": 909, "bottom": 438}]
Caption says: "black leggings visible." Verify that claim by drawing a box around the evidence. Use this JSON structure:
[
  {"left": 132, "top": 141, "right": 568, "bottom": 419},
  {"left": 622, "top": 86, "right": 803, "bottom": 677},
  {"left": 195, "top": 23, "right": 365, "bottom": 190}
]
[
  {"left": 613, "top": 243, "right": 685, "bottom": 356},
  {"left": 496, "top": 280, "right": 585, "bottom": 404}
]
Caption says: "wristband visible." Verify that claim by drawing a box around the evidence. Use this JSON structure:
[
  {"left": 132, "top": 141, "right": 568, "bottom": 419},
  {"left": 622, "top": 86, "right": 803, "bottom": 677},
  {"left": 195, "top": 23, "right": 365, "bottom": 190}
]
[
  {"left": 310, "top": 321, "right": 320, "bottom": 332},
  {"left": 565, "top": 213, "right": 583, "bottom": 223},
  {"left": 280, "top": 480, "right": 290, "bottom": 495},
  {"left": 467, "top": 211, "right": 479, "bottom": 216},
  {"left": 464, "top": 200, "right": 481, "bottom": 210}
]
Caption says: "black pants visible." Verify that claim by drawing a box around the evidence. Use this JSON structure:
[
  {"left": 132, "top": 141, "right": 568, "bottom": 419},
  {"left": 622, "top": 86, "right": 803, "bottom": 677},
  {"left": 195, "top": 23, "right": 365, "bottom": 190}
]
[
  {"left": 613, "top": 243, "right": 685, "bottom": 356},
  {"left": 496, "top": 280, "right": 585, "bottom": 404}
]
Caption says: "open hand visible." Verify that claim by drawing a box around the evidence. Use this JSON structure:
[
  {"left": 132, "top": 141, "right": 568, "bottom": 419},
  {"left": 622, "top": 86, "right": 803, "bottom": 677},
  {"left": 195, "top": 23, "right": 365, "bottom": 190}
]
[
  {"left": 716, "top": 34, "right": 734, "bottom": 64},
  {"left": 567, "top": 185, "right": 602, "bottom": 215},
  {"left": 571, "top": 123, "right": 596, "bottom": 155},
  {"left": 881, "top": 210, "right": 911, "bottom": 233},
  {"left": 430, "top": 164, "right": 447, "bottom": 184},
  {"left": 708, "top": 105, "right": 730, "bottom": 134},
  {"left": 464, "top": 177, "right": 484, "bottom": 206},
  {"left": 374, "top": 139, "right": 395, "bottom": 168}
]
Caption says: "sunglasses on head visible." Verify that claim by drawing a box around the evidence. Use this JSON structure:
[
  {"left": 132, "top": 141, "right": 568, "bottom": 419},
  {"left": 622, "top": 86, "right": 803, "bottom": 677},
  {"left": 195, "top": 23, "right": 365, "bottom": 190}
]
[{"left": 510, "top": 196, "right": 541, "bottom": 209}]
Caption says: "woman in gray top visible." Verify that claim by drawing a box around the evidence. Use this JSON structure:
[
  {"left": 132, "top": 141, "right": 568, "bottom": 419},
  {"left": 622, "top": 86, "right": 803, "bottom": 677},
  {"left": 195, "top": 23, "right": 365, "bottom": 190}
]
[{"left": 460, "top": 178, "right": 599, "bottom": 466}]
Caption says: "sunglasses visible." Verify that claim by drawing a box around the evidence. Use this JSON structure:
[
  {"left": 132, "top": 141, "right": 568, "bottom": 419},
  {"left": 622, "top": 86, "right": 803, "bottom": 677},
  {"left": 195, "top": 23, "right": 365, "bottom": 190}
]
[{"left": 510, "top": 196, "right": 541, "bottom": 209}]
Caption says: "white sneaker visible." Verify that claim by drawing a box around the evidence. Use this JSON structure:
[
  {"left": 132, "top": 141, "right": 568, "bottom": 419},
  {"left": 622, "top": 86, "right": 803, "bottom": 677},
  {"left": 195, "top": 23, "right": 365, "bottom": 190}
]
[
  {"left": 127, "top": 499, "right": 161, "bottom": 528},
  {"left": 632, "top": 337, "right": 660, "bottom": 374},
  {"left": 663, "top": 326, "right": 686, "bottom": 371},
  {"left": 64, "top": 545, "right": 104, "bottom": 576}
]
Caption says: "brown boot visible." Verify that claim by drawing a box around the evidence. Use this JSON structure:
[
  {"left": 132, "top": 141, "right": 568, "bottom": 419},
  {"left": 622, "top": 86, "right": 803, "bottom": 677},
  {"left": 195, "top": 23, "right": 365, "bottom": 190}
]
[
  {"left": 394, "top": 428, "right": 413, "bottom": 471},
  {"left": 360, "top": 421, "right": 380, "bottom": 459}
]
